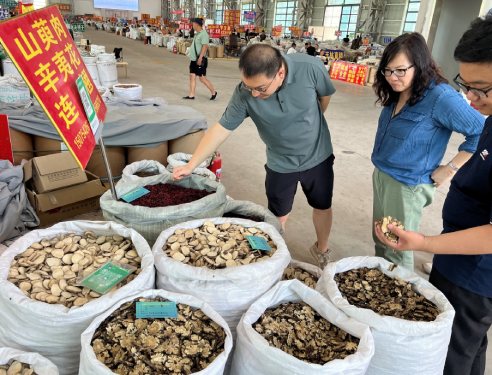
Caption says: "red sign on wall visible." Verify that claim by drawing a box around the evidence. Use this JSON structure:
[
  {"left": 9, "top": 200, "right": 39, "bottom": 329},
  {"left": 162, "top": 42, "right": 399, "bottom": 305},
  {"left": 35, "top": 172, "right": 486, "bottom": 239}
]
[
  {"left": 0, "top": 115, "right": 13, "bottom": 163},
  {"left": 330, "top": 61, "right": 368, "bottom": 86},
  {"left": 0, "top": 6, "right": 107, "bottom": 169},
  {"left": 207, "top": 24, "right": 232, "bottom": 38}
]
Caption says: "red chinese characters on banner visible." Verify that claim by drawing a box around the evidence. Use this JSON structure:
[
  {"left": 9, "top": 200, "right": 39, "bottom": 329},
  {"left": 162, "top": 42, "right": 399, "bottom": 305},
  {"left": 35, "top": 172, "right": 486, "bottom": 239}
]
[
  {"left": 330, "top": 61, "right": 368, "bottom": 86},
  {"left": 0, "top": 6, "right": 107, "bottom": 169},
  {"left": 224, "top": 10, "right": 240, "bottom": 26},
  {"left": 207, "top": 24, "right": 232, "bottom": 38},
  {"left": 272, "top": 25, "right": 283, "bottom": 37}
]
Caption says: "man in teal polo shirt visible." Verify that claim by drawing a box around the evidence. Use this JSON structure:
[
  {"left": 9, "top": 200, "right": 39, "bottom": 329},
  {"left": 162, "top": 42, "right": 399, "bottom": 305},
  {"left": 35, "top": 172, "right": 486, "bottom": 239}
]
[{"left": 174, "top": 44, "right": 336, "bottom": 268}]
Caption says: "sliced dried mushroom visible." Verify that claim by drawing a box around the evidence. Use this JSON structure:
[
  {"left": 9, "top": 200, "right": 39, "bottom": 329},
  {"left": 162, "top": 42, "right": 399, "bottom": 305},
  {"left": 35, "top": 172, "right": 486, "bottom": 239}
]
[
  {"left": 0, "top": 360, "right": 37, "bottom": 375},
  {"left": 8, "top": 232, "right": 142, "bottom": 308},
  {"left": 91, "top": 297, "right": 226, "bottom": 375},
  {"left": 377, "top": 216, "right": 404, "bottom": 243},
  {"left": 282, "top": 266, "right": 318, "bottom": 288},
  {"left": 164, "top": 222, "right": 277, "bottom": 269},
  {"left": 254, "top": 302, "right": 359, "bottom": 364},
  {"left": 335, "top": 267, "right": 439, "bottom": 321}
]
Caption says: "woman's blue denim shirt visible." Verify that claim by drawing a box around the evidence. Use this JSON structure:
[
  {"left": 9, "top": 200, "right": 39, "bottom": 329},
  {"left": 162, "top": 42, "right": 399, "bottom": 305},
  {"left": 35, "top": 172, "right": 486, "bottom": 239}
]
[{"left": 371, "top": 82, "right": 485, "bottom": 185}]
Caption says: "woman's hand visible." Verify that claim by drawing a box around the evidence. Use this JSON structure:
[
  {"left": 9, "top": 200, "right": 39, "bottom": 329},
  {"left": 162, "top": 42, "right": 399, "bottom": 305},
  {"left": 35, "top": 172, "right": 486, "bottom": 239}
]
[{"left": 431, "top": 165, "right": 455, "bottom": 187}]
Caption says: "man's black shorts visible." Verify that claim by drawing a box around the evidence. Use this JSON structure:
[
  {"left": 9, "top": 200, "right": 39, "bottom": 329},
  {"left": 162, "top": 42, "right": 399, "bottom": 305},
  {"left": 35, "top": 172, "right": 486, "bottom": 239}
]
[
  {"left": 189, "top": 60, "right": 207, "bottom": 76},
  {"left": 265, "top": 155, "right": 335, "bottom": 217}
]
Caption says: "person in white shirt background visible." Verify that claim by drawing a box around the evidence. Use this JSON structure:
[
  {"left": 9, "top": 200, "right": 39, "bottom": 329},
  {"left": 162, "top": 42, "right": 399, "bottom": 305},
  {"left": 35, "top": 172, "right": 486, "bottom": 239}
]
[{"left": 287, "top": 42, "right": 297, "bottom": 54}]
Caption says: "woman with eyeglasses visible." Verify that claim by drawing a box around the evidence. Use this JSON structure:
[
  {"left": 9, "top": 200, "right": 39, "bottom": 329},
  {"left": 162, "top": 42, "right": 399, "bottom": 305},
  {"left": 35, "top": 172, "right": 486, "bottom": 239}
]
[{"left": 371, "top": 32, "right": 484, "bottom": 271}]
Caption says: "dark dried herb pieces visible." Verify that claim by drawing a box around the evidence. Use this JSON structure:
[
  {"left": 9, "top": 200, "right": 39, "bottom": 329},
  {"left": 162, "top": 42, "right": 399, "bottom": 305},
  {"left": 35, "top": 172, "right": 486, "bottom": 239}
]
[
  {"left": 335, "top": 267, "right": 439, "bottom": 321},
  {"left": 91, "top": 297, "right": 226, "bottom": 375},
  {"left": 254, "top": 302, "right": 359, "bottom": 365}
]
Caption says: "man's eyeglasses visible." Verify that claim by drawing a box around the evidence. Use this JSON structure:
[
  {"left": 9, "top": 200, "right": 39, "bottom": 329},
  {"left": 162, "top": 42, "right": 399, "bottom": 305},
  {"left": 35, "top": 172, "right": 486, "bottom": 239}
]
[
  {"left": 453, "top": 74, "right": 492, "bottom": 99},
  {"left": 241, "top": 74, "right": 277, "bottom": 93},
  {"left": 381, "top": 65, "right": 414, "bottom": 78}
]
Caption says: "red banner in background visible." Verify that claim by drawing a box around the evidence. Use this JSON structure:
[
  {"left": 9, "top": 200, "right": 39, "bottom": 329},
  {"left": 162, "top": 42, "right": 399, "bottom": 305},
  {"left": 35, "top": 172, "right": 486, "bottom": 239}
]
[
  {"left": 0, "top": 115, "right": 13, "bottom": 163},
  {"left": 330, "top": 61, "right": 368, "bottom": 86},
  {"left": 0, "top": 6, "right": 107, "bottom": 169},
  {"left": 207, "top": 24, "right": 232, "bottom": 38}
]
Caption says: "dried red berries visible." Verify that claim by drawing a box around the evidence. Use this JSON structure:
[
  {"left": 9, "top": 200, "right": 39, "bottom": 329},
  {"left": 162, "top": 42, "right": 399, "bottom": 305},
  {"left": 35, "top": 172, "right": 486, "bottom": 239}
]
[{"left": 129, "top": 184, "right": 213, "bottom": 208}]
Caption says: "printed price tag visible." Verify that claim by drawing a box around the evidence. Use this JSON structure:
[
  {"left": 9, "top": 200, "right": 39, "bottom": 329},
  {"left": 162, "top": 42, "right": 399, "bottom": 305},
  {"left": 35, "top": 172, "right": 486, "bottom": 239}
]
[
  {"left": 246, "top": 235, "right": 271, "bottom": 252},
  {"left": 121, "top": 187, "right": 150, "bottom": 203},
  {"left": 80, "top": 261, "right": 135, "bottom": 294},
  {"left": 76, "top": 75, "right": 99, "bottom": 135},
  {"left": 136, "top": 301, "right": 178, "bottom": 319}
]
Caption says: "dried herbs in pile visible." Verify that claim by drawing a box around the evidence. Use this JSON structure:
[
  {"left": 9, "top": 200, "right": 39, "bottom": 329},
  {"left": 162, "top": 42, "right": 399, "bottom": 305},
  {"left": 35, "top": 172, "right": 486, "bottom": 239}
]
[
  {"left": 335, "top": 267, "right": 439, "bottom": 321},
  {"left": 129, "top": 184, "right": 212, "bottom": 207},
  {"left": 254, "top": 302, "right": 359, "bottom": 364},
  {"left": 91, "top": 298, "right": 226, "bottom": 375},
  {"left": 282, "top": 266, "right": 318, "bottom": 288},
  {"left": 0, "top": 361, "right": 37, "bottom": 375},
  {"left": 164, "top": 221, "right": 276, "bottom": 269}
]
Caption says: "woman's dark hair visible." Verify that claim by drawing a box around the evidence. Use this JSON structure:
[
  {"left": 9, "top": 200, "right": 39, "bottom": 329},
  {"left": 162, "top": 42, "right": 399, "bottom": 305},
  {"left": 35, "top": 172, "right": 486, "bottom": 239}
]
[
  {"left": 239, "top": 44, "right": 283, "bottom": 79},
  {"left": 454, "top": 16, "right": 492, "bottom": 63},
  {"left": 374, "top": 32, "right": 447, "bottom": 106}
]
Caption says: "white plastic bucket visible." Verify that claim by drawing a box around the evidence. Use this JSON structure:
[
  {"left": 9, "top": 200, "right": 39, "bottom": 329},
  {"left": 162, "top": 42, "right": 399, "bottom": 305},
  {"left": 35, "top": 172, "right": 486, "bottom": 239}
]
[
  {"left": 86, "top": 63, "right": 101, "bottom": 86},
  {"left": 90, "top": 45, "right": 105, "bottom": 56},
  {"left": 97, "top": 61, "right": 118, "bottom": 88},
  {"left": 2, "top": 59, "right": 22, "bottom": 79},
  {"left": 97, "top": 53, "right": 115, "bottom": 62},
  {"left": 113, "top": 84, "right": 143, "bottom": 101},
  {"left": 82, "top": 55, "right": 97, "bottom": 64}
]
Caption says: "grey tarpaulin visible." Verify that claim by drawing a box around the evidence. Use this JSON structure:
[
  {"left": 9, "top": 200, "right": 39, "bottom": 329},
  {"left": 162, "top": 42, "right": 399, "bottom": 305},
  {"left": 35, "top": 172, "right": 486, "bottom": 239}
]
[
  {"left": 0, "top": 98, "right": 207, "bottom": 147},
  {"left": 0, "top": 160, "right": 39, "bottom": 242}
]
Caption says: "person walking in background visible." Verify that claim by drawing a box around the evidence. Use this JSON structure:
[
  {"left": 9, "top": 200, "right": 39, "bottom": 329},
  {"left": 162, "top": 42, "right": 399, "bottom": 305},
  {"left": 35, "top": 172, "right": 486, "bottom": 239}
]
[
  {"left": 145, "top": 24, "right": 151, "bottom": 45},
  {"left": 174, "top": 44, "right": 336, "bottom": 269},
  {"left": 306, "top": 42, "right": 316, "bottom": 56},
  {"left": 183, "top": 18, "right": 217, "bottom": 101},
  {"left": 376, "top": 17, "right": 492, "bottom": 375},
  {"left": 371, "top": 32, "right": 484, "bottom": 271}
]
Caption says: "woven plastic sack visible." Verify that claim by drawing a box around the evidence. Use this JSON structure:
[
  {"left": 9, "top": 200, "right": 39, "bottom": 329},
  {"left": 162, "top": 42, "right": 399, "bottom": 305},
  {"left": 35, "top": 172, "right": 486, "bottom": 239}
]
[
  {"left": 223, "top": 199, "right": 281, "bottom": 232},
  {"left": 79, "top": 289, "right": 233, "bottom": 375},
  {"left": 121, "top": 160, "right": 168, "bottom": 182},
  {"left": 283, "top": 259, "right": 322, "bottom": 286},
  {"left": 153, "top": 218, "right": 291, "bottom": 338},
  {"left": 231, "top": 280, "right": 375, "bottom": 375},
  {"left": 316, "top": 256, "right": 455, "bottom": 375},
  {"left": 100, "top": 174, "right": 227, "bottom": 246},
  {"left": 0, "top": 347, "right": 59, "bottom": 375},
  {"left": 167, "top": 153, "right": 216, "bottom": 181},
  {"left": 0, "top": 221, "right": 155, "bottom": 375}
]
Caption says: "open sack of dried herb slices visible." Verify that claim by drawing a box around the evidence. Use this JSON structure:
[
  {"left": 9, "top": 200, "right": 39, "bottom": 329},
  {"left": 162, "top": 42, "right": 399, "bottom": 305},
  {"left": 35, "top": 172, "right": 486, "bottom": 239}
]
[{"left": 316, "top": 256, "right": 456, "bottom": 375}]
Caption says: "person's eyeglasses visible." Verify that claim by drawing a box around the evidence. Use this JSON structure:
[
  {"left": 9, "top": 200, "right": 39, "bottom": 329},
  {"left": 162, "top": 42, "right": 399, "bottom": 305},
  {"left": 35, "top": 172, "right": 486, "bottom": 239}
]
[
  {"left": 453, "top": 74, "right": 492, "bottom": 99},
  {"left": 381, "top": 65, "right": 414, "bottom": 78},
  {"left": 241, "top": 74, "right": 277, "bottom": 93}
]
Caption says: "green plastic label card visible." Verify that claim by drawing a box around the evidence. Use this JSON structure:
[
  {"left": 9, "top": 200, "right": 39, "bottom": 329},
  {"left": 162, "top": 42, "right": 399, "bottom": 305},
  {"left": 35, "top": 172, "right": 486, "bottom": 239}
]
[
  {"left": 246, "top": 235, "right": 271, "bottom": 252},
  {"left": 136, "top": 301, "right": 178, "bottom": 319},
  {"left": 121, "top": 187, "right": 150, "bottom": 203},
  {"left": 80, "top": 261, "right": 134, "bottom": 294}
]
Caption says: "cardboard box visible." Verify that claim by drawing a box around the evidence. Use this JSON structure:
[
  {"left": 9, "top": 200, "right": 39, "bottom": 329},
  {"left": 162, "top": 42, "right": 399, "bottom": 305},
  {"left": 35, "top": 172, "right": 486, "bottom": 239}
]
[
  {"left": 31, "top": 153, "right": 87, "bottom": 193},
  {"left": 169, "top": 130, "right": 205, "bottom": 155},
  {"left": 24, "top": 162, "right": 107, "bottom": 227}
]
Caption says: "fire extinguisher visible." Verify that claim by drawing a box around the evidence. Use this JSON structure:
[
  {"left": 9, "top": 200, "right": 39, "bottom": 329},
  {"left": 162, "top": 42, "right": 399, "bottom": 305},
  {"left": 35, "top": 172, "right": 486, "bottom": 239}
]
[
  {"left": 173, "top": 45, "right": 178, "bottom": 54},
  {"left": 208, "top": 152, "right": 222, "bottom": 181}
]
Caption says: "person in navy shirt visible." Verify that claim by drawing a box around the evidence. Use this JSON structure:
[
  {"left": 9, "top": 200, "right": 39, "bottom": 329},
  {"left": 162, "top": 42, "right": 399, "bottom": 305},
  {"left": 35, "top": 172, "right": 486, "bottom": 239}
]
[
  {"left": 376, "top": 16, "right": 492, "bottom": 375},
  {"left": 371, "top": 32, "right": 484, "bottom": 271}
]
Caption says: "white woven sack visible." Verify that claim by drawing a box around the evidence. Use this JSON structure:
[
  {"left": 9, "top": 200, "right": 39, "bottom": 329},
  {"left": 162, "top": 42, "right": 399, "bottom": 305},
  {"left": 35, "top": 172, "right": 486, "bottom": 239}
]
[
  {"left": 100, "top": 174, "right": 227, "bottom": 246},
  {"left": 0, "top": 221, "right": 155, "bottom": 375},
  {"left": 288, "top": 259, "right": 323, "bottom": 281},
  {"left": 316, "top": 256, "right": 455, "bottom": 375},
  {"left": 121, "top": 160, "right": 168, "bottom": 183},
  {"left": 223, "top": 199, "right": 281, "bottom": 232},
  {"left": 231, "top": 280, "right": 375, "bottom": 375},
  {"left": 0, "top": 347, "right": 59, "bottom": 375},
  {"left": 167, "top": 153, "right": 216, "bottom": 181},
  {"left": 79, "top": 289, "right": 233, "bottom": 375},
  {"left": 153, "top": 218, "right": 291, "bottom": 337}
]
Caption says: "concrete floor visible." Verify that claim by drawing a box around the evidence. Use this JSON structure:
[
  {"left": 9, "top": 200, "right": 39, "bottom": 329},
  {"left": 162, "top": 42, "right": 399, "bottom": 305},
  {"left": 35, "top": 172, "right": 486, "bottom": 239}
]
[{"left": 76, "top": 29, "right": 487, "bottom": 373}]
